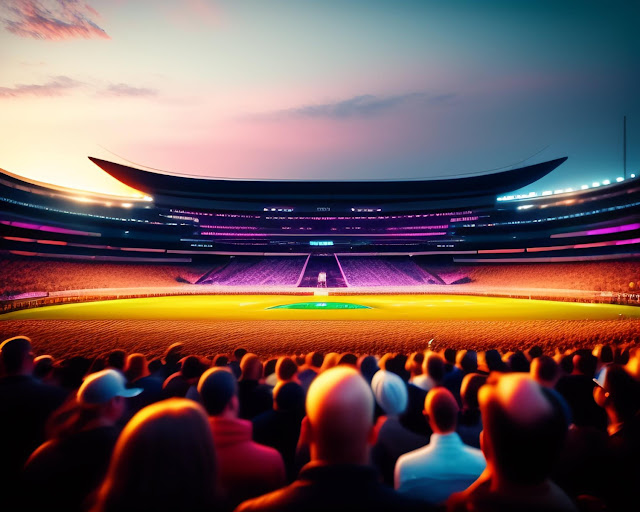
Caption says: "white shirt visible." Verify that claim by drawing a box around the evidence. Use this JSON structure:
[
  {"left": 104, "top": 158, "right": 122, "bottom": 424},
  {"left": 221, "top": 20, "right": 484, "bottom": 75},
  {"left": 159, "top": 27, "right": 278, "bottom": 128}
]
[{"left": 394, "top": 431, "right": 486, "bottom": 505}]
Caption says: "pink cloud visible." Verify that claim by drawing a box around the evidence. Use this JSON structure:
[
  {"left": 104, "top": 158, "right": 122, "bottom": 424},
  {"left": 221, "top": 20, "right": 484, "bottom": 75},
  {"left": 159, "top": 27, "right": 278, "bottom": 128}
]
[
  {"left": 1, "top": 0, "right": 109, "bottom": 40},
  {"left": 101, "top": 83, "right": 157, "bottom": 97},
  {"left": 0, "top": 75, "right": 82, "bottom": 97}
]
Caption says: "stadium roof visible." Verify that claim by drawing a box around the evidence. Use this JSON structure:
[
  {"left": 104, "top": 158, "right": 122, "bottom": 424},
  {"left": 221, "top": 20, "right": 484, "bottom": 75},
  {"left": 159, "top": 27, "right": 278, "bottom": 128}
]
[{"left": 89, "top": 156, "right": 567, "bottom": 203}]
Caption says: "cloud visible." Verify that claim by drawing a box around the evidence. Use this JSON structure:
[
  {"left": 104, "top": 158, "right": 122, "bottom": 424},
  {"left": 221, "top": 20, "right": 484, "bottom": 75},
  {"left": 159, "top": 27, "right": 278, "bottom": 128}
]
[
  {"left": 270, "top": 92, "right": 457, "bottom": 120},
  {"left": 0, "top": 76, "right": 157, "bottom": 99},
  {"left": 1, "top": 0, "right": 109, "bottom": 40},
  {"left": 102, "top": 83, "right": 158, "bottom": 97},
  {"left": 0, "top": 75, "right": 82, "bottom": 97}
]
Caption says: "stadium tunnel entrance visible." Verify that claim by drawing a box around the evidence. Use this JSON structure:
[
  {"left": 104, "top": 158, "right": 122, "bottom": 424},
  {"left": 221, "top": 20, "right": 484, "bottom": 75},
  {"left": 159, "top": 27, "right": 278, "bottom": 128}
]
[{"left": 298, "top": 255, "right": 348, "bottom": 288}]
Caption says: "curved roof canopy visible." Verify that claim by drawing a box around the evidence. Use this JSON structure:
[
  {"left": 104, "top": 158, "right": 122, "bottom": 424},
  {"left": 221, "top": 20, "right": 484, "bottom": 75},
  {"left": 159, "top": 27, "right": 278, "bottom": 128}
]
[{"left": 89, "top": 156, "right": 567, "bottom": 203}]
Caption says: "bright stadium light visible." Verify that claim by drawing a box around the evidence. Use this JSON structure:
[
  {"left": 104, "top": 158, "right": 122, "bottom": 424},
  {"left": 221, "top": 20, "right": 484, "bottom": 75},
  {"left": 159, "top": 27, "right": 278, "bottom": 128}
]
[
  {"left": 592, "top": 182, "right": 600, "bottom": 187},
  {"left": 581, "top": 185, "right": 589, "bottom": 190},
  {"left": 553, "top": 189, "right": 563, "bottom": 194},
  {"left": 616, "top": 177, "right": 624, "bottom": 182},
  {"left": 542, "top": 190, "right": 552, "bottom": 196},
  {"left": 631, "top": 174, "right": 636, "bottom": 178},
  {"left": 121, "top": 203, "right": 133, "bottom": 208},
  {"left": 602, "top": 179, "right": 611, "bottom": 185}
]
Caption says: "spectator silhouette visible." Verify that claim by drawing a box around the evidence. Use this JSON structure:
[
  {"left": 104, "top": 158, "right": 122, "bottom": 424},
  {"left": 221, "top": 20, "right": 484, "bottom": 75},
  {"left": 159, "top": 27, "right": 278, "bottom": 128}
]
[
  {"left": 358, "top": 354, "right": 380, "bottom": 386},
  {"left": 531, "top": 355, "right": 560, "bottom": 389},
  {"left": 319, "top": 351, "right": 340, "bottom": 373},
  {"left": 125, "top": 353, "right": 164, "bottom": 420},
  {"left": 593, "top": 364, "right": 640, "bottom": 511},
  {"left": 213, "top": 354, "right": 230, "bottom": 367},
  {"left": 253, "top": 381, "right": 306, "bottom": 482},
  {"left": 395, "top": 387, "right": 485, "bottom": 505},
  {"left": 229, "top": 347, "right": 248, "bottom": 379},
  {"left": 106, "top": 349, "right": 126, "bottom": 373},
  {"left": 237, "top": 353, "right": 273, "bottom": 420},
  {"left": 88, "top": 398, "right": 222, "bottom": 512},
  {"left": 163, "top": 354, "right": 207, "bottom": 398},
  {"left": 33, "top": 354, "right": 56, "bottom": 384},
  {"left": 198, "top": 367, "right": 285, "bottom": 508},
  {"left": 23, "top": 369, "right": 142, "bottom": 512},
  {"left": 456, "top": 373, "right": 487, "bottom": 449},
  {"left": 338, "top": 352, "right": 358, "bottom": 367},
  {"left": 298, "top": 351, "right": 323, "bottom": 391},
  {"left": 0, "top": 335, "right": 67, "bottom": 510},
  {"left": 401, "top": 352, "right": 443, "bottom": 437},
  {"left": 483, "top": 349, "right": 508, "bottom": 373},
  {"left": 273, "top": 356, "right": 300, "bottom": 396},
  {"left": 264, "top": 357, "right": 278, "bottom": 387},
  {"left": 412, "top": 351, "right": 443, "bottom": 392},
  {"left": 158, "top": 342, "right": 184, "bottom": 381},
  {"left": 123, "top": 352, "right": 148, "bottom": 383},
  {"left": 447, "top": 373, "right": 577, "bottom": 512},
  {"left": 444, "top": 350, "right": 477, "bottom": 406},
  {"left": 235, "top": 366, "right": 427, "bottom": 512},
  {"left": 370, "top": 370, "right": 427, "bottom": 487},
  {"left": 443, "top": 348, "right": 457, "bottom": 373},
  {"left": 405, "top": 351, "right": 425, "bottom": 386},
  {"left": 555, "top": 353, "right": 607, "bottom": 431},
  {"left": 507, "top": 350, "right": 530, "bottom": 373}
]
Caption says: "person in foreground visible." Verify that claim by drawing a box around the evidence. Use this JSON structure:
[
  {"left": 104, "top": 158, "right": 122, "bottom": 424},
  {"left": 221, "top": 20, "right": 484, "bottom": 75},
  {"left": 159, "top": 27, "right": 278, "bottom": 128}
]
[
  {"left": 88, "top": 398, "right": 223, "bottom": 512},
  {"left": 447, "top": 373, "right": 577, "bottom": 512},
  {"left": 395, "top": 386, "right": 486, "bottom": 505},
  {"left": 198, "top": 367, "right": 286, "bottom": 508},
  {"left": 23, "top": 369, "right": 142, "bottom": 512},
  {"left": 234, "top": 365, "right": 428, "bottom": 512}
]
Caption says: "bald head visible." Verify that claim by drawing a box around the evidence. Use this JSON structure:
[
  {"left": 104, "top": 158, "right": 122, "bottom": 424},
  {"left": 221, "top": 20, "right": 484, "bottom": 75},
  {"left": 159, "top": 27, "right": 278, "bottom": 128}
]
[
  {"left": 479, "top": 374, "right": 568, "bottom": 485},
  {"left": 425, "top": 387, "right": 459, "bottom": 433},
  {"left": 305, "top": 366, "right": 375, "bottom": 464}
]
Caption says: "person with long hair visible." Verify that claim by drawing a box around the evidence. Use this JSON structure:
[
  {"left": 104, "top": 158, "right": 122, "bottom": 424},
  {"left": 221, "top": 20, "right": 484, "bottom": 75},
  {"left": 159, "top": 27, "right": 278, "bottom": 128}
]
[{"left": 89, "top": 398, "right": 223, "bottom": 512}]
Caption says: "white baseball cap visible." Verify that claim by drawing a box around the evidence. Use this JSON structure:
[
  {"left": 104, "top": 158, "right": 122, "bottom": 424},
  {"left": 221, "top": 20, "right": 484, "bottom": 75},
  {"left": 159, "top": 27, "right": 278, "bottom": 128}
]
[{"left": 77, "top": 369, "right": 143, "bottom": 405}]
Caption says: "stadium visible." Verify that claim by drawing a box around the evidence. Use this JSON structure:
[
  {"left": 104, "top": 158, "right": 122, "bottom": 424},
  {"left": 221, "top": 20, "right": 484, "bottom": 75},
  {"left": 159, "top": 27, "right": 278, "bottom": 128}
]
[{"left": 1, "top": 155, "right": 639, "bottom": 358}]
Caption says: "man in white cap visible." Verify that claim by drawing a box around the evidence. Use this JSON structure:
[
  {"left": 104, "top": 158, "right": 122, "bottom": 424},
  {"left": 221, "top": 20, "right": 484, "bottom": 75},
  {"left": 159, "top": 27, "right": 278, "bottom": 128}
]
[
  {"left": 370, "top": 369, "right": 427, "bottom": 486},
  {"left": 22, "top": 369, "right": 142, "bottom": 512}
]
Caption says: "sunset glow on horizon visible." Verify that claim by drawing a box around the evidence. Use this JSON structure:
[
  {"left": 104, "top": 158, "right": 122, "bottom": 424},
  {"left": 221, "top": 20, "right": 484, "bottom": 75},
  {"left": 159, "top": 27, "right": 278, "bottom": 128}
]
[{"left": 1, "top": 0, "right": 637, "bottom": 196}]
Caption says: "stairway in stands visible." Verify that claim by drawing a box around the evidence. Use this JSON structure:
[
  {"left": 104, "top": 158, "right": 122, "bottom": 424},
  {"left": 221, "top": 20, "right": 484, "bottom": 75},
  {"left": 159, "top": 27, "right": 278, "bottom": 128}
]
[{"left": 298, "top": 255, "right": 348, "bottom": 288}]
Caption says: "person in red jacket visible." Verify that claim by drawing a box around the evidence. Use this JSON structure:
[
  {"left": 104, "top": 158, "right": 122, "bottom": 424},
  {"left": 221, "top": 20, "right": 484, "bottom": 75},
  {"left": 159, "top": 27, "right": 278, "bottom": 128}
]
[{"left": 197, "top": 367, "right": 286, "bottom": 509}]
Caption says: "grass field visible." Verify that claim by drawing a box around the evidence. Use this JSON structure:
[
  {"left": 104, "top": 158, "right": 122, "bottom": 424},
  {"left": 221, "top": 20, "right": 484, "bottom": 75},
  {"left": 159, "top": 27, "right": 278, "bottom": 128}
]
[
  {"left": 3, "top": 294, "right": 640, "bottom": 322},
  {"left": 1, "top": 294, "right": 639, "bottom": 360}
]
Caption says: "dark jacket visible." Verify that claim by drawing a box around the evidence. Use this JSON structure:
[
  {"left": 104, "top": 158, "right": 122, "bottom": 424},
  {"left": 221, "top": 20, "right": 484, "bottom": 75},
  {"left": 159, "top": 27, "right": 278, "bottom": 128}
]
[{"left": 234, "top": 462, "right": 430, "bottom": 512}]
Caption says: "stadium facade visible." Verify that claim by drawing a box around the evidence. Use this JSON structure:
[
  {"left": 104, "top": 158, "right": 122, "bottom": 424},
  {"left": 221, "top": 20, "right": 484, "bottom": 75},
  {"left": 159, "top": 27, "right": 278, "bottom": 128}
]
[{"left": 1, "top": 156, "right": 639, "bottom": 268}]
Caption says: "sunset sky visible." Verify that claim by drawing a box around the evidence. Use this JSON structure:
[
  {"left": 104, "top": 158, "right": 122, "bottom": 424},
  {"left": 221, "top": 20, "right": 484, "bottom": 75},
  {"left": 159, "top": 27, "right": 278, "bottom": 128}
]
[{"left": 1, "top": 0, "right": 638, "bottom": 197}]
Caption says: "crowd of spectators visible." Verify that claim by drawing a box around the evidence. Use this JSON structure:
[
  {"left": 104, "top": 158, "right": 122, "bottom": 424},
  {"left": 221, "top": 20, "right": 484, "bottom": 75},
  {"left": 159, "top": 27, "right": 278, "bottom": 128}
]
[
  {"left": 1, "top": 334, "right": 639, "bottom": 511},
  {"left": 2, "top": 256, "right": 638, "bottom": 297},
  {"left": 0, "top": 256, "right": 214, "bottom": 297}
]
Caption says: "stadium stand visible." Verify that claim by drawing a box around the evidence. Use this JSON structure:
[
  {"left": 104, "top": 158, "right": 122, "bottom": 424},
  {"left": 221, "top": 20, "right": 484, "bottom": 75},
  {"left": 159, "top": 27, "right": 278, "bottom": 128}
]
[
  {"left": 338, "top": 256, "right": 430, "bottom": 286},
  {"left": 197, "top": 256, "right": 307, "bottom": 286}
]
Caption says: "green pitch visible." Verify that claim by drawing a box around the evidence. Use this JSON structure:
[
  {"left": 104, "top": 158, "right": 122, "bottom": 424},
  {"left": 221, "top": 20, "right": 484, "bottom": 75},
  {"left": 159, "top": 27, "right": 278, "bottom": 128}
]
[{"left": 2, "top": 294, "right": 638, "bottom": 322}]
